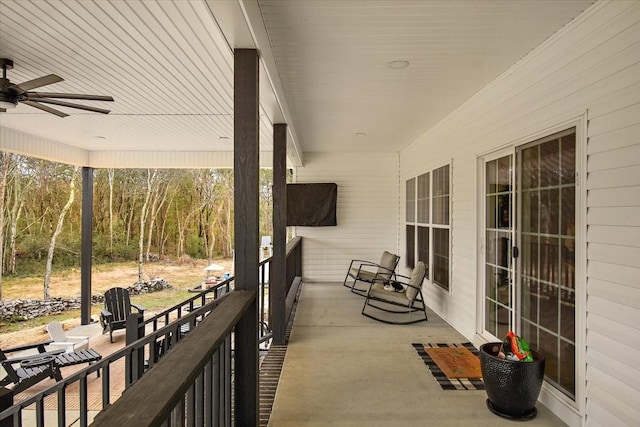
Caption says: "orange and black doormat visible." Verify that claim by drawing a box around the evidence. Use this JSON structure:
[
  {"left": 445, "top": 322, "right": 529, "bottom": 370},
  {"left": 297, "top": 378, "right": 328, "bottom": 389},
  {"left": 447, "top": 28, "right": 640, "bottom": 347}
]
[{"left": 412, "top": 342, "right": 485, "bottom": 390}]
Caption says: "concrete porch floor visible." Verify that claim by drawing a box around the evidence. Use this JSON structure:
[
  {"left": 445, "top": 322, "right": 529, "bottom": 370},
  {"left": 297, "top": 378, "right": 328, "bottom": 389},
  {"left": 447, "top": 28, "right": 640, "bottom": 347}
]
[{"left": 268, "top": 282, "right": 566, "bottom": 426}]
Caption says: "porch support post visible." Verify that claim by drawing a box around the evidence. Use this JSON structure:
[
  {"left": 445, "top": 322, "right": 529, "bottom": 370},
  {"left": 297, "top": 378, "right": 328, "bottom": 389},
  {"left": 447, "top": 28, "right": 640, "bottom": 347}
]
[
  {"left": 272, "top": 123, "right": 287, "bottom": 345},
  {"left": 80, "top": 167, "right": 93, "bottom": 325},
  {"left": 233, "top": 48, "right": 259, "bottom": 426}
]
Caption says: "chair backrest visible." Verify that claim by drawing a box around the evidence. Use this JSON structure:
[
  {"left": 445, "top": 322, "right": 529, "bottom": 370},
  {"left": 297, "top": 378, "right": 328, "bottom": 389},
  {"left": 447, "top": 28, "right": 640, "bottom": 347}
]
[
  {"left": 406, "top": 261, "right": 427, "bottom": 302},
  {"left": 376, "top": 251, "right": 400, "bottom": 280},
  {"left": 104, "top": 287, "right": 132, "bottom": 322},
  {"left": 47, "top": 321, "right": 66, "bottom": 342}
]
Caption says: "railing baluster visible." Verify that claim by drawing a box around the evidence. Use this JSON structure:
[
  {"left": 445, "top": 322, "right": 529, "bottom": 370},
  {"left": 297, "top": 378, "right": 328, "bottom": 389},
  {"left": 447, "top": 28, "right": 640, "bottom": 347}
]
[
  {"left": 186, "top": 383, "right": 195, "bottom": 427},
  {"left": 35, "top": 397, "right": 44, "bottom": 427},
  {"left": 79, "top": 373, "right": 88, "bottom": 426},
  {"left": 171, "top": 395, "right": 185, "bottom": 427},
  {"left": 213, "top": 347, "right": 221, "bottom": 427},
  {"left": 224, "top": 335, "right": 232, "bottom": 427},
  {"left": 204, "top": 358, "right": 213, "bottom": 427},
  {"left": 57, "top": 385, "right": 66, "bottom": 426},
  {"left": 195, "top": 370, "right": 204, "bottom": 426},
  {"left": 102, "top": 363, "right": 111, "bottom": 409}
]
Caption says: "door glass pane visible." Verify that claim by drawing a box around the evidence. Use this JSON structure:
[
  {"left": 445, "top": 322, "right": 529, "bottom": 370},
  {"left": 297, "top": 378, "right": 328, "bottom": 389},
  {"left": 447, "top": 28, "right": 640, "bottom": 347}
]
[
  {"left": 519, "top": 129, "right": 576, "bottom": 400},
  {"left": 484, "top": 155, "right": 514, "bottom": 336},
  {"left": 521, "top": 146, "right": 538, "bottom": 189},
  {"left": 522, "top": 190, "right": 539, "bottom": 233},
  {"left": 540, "top": 139, "right": 560, "bottom": 187},
  {"left": 561, "top": 134, "right": 576, "bottom": 185}
]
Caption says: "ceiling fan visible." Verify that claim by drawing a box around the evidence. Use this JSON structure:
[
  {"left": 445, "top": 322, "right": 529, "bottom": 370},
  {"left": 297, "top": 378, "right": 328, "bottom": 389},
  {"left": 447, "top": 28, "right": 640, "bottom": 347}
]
[{"left": 0, "top": 58, "right": 114, "bottom": 117}]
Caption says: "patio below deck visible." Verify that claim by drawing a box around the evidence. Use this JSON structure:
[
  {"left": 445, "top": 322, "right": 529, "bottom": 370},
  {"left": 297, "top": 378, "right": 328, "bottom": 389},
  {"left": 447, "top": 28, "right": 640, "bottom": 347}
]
[{"left": 269, "top": 282, "right": 566, "bottom": 426}]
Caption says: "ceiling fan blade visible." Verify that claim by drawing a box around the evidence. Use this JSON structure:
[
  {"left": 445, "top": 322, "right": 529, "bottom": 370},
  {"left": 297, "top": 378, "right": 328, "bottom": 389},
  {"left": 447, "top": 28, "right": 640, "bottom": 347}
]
[
  {"left": 11, "top": 74, "right": 64, "bottom": 93},
  {"left": 27, "top": 92, "right": 114, "bottom": 102},
  {"left": 35, "top": 98, "right": 111, "bottom": 114},
  {"left": 22, "top": 100, "right": 68, "bottom": 117}
]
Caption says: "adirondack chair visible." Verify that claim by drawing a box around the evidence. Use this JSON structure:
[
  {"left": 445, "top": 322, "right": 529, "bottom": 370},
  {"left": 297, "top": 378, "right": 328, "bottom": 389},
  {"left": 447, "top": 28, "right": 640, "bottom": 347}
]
[
  {"left": 99, "top": 287, "right": 145, "bottom": 342},
  {"left": 47, "top": 321, "right": 89, "bottom": 353},
  {"left": 1, "top": 340, "right": 103, "bottom": 392},
  {"left": 0, "top": 341, "right": 63, "bottom": 393}
]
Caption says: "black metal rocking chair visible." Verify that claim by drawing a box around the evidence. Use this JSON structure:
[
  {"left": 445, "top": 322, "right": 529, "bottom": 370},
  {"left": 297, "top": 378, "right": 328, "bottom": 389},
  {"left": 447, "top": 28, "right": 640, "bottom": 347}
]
[
  {"left": 361, "top": 261, "right": 428, "bottom": 325},
  {"left": 343, "top": 251, "right": 400, "bottom": 295}
]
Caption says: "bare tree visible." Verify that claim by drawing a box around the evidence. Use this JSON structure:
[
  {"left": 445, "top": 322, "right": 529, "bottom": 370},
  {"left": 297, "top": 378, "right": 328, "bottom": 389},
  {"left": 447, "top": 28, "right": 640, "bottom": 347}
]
[
  {"left": 108, "top": 168, "right": 115, "bottom": 254},
  {"left": 138, "top": 169, "right": 157, "bottom": 282},
  {"left": 6, "top": 155, "right": 36, "bottom": 274},
  {"left": 43, "top": 167, "right": 78, "bottom": 299},
  {"left": 145, "top": 170, "right": 172, "bottom": 262},
  {"left": 0, "top": 152, "right": 9, "bottom": 299}
]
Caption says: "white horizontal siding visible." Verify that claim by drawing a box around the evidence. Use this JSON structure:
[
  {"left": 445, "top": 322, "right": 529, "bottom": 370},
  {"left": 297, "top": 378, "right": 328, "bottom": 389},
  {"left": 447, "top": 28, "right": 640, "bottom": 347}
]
[
  {"left": 0, "top": 127, "right": 88, "bottom": 166},
  {"left": 392, "top": 1, "right": 640, "bottom": 425},
  {"left": 587, "top": 345, "right": 640, "bottom": 401},
  {"left": 294, "top": 151, "right": 399, "bottom": 282},
  {"left": 0, "top": 126, "right": 280, "bottom": 168},
  {"left": 588, "top": 225, "right": 640, "bottom": 246},
  {"left": 585, "top": 366, "right": 640, "bottom": 426}
]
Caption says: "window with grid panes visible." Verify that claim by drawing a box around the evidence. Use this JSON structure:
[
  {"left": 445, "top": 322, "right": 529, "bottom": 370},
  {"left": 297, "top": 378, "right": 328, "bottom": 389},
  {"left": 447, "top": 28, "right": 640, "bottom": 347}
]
[{"left": 405, "top": 164, "right": 451, "bottom": 290}]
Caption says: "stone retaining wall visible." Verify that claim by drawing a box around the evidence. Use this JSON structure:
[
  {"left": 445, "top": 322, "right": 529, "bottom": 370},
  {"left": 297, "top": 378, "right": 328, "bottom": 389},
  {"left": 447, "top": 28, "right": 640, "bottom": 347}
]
[{"left": 0, "top": 279, "right": 171, "bottom": 321}]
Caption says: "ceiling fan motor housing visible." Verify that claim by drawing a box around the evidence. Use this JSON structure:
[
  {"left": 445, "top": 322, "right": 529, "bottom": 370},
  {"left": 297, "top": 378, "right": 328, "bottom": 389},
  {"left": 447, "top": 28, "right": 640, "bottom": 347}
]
[{"left": 1, "top": 59, "right": 17, "bottom": 108}]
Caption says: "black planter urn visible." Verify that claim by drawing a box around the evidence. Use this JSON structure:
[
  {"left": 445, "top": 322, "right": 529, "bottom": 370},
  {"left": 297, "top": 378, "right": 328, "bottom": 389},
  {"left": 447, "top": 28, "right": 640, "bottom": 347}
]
[{"left": 479, "top": 342, "right": 545, "bottom": 420}]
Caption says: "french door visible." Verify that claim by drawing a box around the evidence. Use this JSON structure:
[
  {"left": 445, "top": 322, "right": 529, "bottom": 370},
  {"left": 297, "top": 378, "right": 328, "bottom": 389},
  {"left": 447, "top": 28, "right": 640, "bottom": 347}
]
[{"left": 482, "top": 128, "right": 577, "bottom": 399}]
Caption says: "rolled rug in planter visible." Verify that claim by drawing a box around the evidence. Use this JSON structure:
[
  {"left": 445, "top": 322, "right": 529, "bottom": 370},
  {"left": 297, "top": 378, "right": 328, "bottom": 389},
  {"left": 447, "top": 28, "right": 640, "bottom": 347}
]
[{"left": 479, "top": 342, "right": 545, "bottom": 420}]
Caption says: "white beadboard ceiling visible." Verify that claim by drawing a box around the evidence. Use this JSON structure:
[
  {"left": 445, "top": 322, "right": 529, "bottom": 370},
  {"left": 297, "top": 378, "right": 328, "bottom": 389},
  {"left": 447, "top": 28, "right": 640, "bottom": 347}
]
[{"left": 0, "top": 0, "right": 595, "bottom": 168}]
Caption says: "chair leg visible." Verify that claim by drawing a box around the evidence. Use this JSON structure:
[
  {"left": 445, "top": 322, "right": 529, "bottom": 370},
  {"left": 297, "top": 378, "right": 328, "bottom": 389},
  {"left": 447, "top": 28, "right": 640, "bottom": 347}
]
[
  {"left": 90, "top": 362, "right": 101, "bottom": 377},
  {"left": 110, "top": 330, "right": 114, "bottom": 343},
  {"left": 51, "top": 366, "right": 63, "bottom": 382}
]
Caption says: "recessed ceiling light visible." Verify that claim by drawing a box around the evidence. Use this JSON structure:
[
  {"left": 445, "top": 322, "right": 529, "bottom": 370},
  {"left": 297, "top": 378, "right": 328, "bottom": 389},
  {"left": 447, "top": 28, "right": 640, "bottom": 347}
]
[
  {"left": 388, "top": 60, "right": 409, "bottom": 70},
  {"left": 356, "top": 132, "right": 367, "bottom": 137}
]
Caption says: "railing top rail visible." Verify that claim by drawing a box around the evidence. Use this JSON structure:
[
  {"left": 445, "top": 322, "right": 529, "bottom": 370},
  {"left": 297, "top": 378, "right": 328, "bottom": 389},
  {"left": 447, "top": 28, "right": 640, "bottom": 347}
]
[
  {"left": 142, "top": 277, "right": 233, "bottom": 327},
  {"left": 287, "top": 236, "right": 301, "bottom": 253},
  {"left": 92, "top": 290, "right": 256, "bottom": 427}
]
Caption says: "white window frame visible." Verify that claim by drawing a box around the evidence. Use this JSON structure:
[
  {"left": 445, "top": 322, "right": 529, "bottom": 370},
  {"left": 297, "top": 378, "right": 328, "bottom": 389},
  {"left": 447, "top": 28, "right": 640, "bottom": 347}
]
[{"left": 405, "top": 162, "right": 452, "bottom": 293}]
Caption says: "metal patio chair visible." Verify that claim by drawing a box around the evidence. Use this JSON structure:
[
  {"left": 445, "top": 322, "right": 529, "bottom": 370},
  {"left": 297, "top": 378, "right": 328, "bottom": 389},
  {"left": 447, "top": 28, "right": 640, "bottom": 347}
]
[
  {"left": 361, "top": 261, "right": 428, "bottom": 324},
  {"left": 343, "top": 250, "right": 400, "bottom": 295}
]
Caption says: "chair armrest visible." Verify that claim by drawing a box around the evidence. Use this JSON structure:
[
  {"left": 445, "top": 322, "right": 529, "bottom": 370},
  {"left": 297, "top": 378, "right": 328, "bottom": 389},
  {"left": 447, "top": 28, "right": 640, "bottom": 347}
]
[
  {"left": 101, "top": 308, "right": 113, "bottom": 318},
  {"left": 2, "top": 349, "right": 65, "bottom": 364},
  {"left": 131, "top": 303, "right": 145, "bottom": 314},
  {"left": 47, "top": 341, "right": 77, "bottom": 350},
  {"left": 65, "top": 335, "right": 90, "bottom": 341},
  {"left": 2, "top": 340, "right": 54, "bottom": 354},
  {"left": 349, "top": 259, "right": 384, "bottom": 272},
  {"left": 372, "top": 272, "right": 410, "bottom": 285}
]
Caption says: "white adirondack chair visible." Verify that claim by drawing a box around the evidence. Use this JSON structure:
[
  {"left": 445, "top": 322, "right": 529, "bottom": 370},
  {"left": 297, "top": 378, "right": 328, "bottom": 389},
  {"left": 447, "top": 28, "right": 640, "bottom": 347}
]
[{"left": 46, "top": 321, "right": 89, "bottom": 353}]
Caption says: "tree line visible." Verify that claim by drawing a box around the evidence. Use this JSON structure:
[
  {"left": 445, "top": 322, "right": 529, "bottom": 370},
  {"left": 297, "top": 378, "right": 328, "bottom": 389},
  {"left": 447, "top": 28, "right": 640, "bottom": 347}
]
[{"left": 0, "top": 152, "right": 275, "bottom": 300}]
